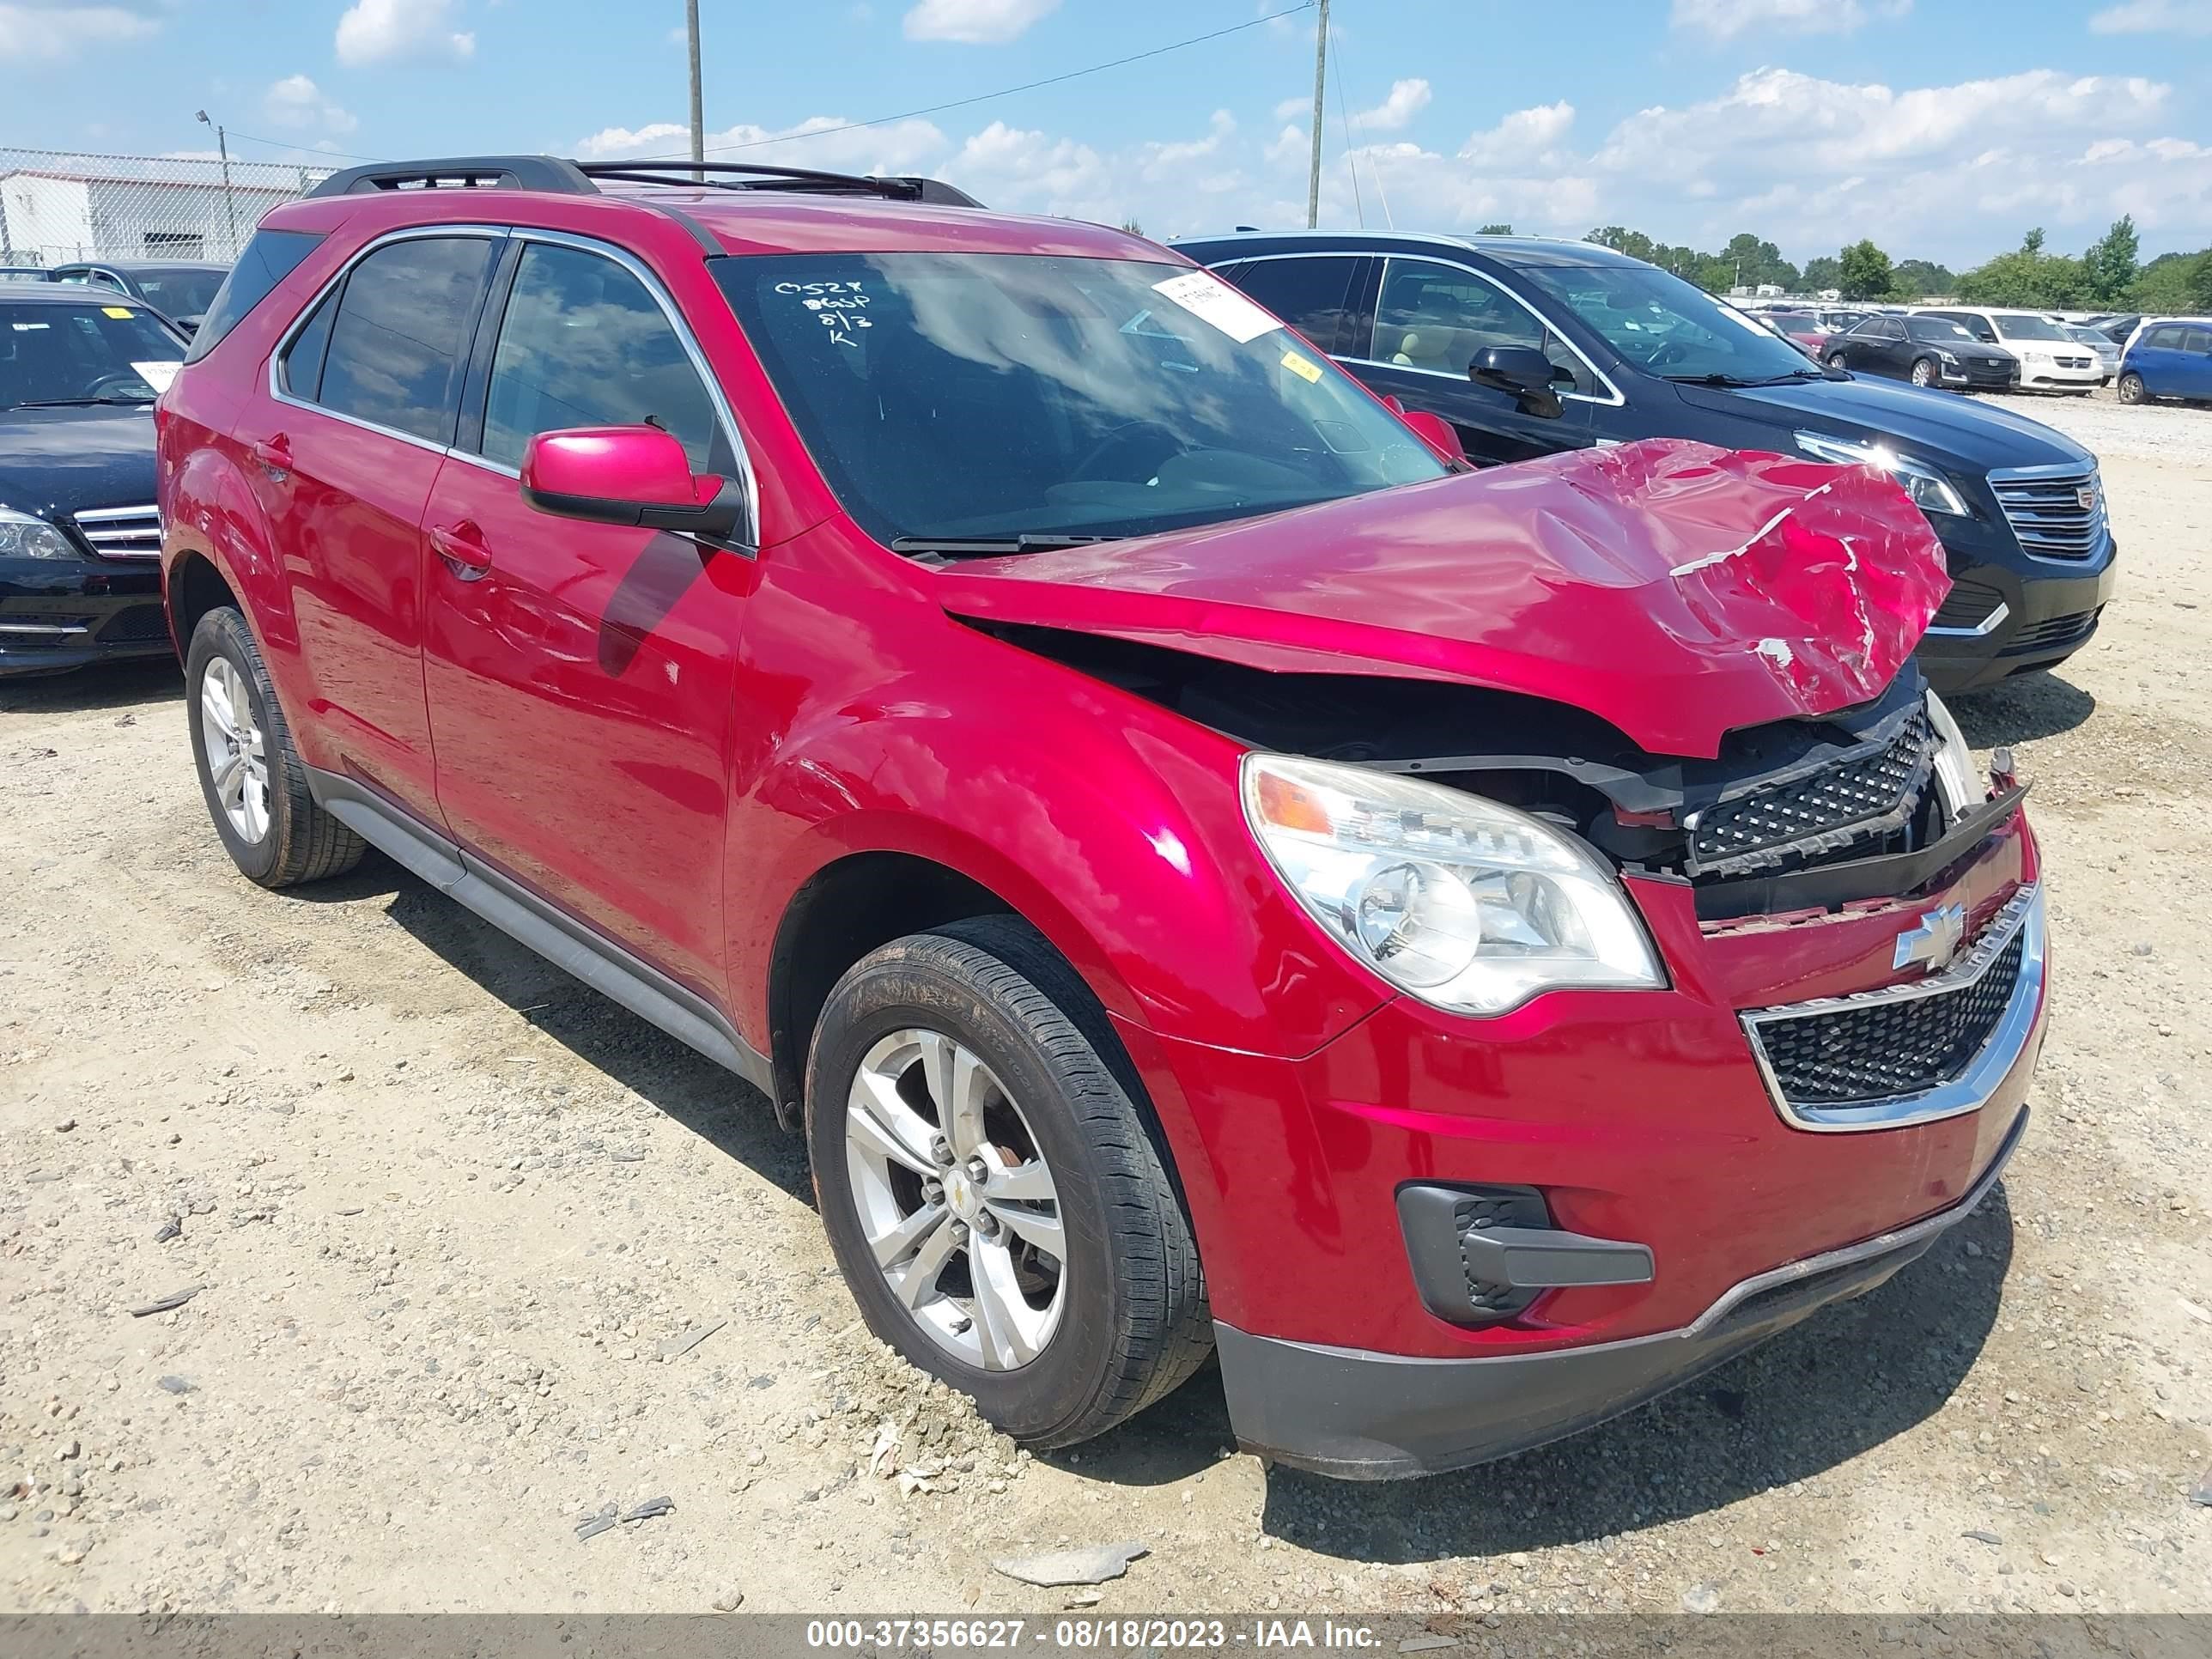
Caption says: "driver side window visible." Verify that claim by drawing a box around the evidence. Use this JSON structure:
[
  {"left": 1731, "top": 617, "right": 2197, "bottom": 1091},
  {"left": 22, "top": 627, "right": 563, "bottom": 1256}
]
[{"left": 1370, "top": 258, "right": 1592, "bottom": 393}]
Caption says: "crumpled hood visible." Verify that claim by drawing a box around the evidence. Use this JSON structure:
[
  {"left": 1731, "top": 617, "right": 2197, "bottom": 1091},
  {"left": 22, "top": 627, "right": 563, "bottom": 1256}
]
[{"left": 934, "top": 438, "right": 1949, "bottom": 759}]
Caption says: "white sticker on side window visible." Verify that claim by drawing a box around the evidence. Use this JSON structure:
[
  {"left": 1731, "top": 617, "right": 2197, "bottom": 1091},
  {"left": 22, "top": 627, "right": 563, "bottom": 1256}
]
[
  {"left": 1150, "top": 270, "right": 1281, "bottom": 344},
  {"left": 132, "top": 361, "right": 179, "bottom": 392}
]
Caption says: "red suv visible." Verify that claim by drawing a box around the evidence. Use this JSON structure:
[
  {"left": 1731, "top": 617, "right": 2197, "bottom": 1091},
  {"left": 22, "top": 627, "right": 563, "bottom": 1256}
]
[{"left": 155, "top": 155, "right": 2046, "bottom": 1478}]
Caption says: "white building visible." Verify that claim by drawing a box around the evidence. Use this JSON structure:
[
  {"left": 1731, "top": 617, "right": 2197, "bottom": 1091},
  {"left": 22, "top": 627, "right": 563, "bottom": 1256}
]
[{"left": 0, "top": 150, "right": 328, "bottom": 267}]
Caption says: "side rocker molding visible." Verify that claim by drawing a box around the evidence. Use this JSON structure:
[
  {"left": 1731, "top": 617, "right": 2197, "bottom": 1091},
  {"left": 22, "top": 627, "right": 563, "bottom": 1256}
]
[{"left": 307, "top": 768, "right": 775, "bottom": 1096}]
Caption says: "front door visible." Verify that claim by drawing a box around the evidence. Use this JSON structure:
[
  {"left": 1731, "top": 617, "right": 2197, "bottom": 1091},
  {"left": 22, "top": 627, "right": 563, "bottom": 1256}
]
[
  {"left": 420, "top": 233, "right": 753, "bottom": 999},
  {"left": 1349, "top": 256, "right": 1594, "bottom": 465},
  {"left": 238, "top": 230, "right": 499, "bottom": 813}
]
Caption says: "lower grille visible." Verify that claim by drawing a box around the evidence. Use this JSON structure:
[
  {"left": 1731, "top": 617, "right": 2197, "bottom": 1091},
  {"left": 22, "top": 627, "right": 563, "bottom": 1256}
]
[
  {"left": 1688, "top": 709, "right": 1931, "bottom": 874},
  {"left": 1930, "top": 579, "right": 2006, "bottom": 631},
  {"left": 68, "top": 504, "right": 162, "bottom": 559},
  {"left": 2002, "top": 608, "right": 2100, "bottom": 655},
  {"left": 1743, "top": 884, "right": 2040, "bottom": 1128},
  {"left": 99, "top": 604, "right": 172, "bottom": 645},
  {"left": 1451, "top": 1190, "right": 1547, "bottom": 1323}
]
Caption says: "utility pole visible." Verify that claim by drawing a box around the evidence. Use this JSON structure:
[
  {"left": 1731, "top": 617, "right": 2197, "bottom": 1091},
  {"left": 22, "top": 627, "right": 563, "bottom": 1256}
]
[
  {"left": 196, "top": 110, "right": 239, "bottom": 258},
  {"left": 685, "top": 0, "right": 705, "bottom": 181},
  {"left": 1305, "top": 0, "right": 1329, "bottom": 229}
]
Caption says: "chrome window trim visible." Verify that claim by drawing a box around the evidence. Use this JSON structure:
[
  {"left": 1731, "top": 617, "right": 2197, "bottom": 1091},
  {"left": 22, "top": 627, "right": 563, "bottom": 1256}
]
[
  {"left": 264, "top": 223, "right": 759, "bottom": 545},
  {"left": 1740, "top": 882, "right": 2044, "bottom": 1133},
  {"left": 1923, "top": 599, "right": 2010, "bottom": 639},
  {"left": 479, "top": 227, "right": 758, "bottom": 544},
  {"left": 267, "top": 223, "right": 510, "bottom": 463},
  {"left": 1221, "top": 248, "right": 1626, "bottom": 409}
]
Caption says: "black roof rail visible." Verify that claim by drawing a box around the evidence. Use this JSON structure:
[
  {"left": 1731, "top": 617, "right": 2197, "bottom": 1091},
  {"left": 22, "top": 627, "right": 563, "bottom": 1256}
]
[
  {"left": 306, "top": 156, "right": 599, "bottom": 198},
  {"left": 574, "top": 160, "right": 982, "bottom": 209}
]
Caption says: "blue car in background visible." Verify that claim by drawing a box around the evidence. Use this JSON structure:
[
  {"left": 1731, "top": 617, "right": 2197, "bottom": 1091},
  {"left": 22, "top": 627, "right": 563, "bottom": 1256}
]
[{"left": 2118, "top": 319, "right": 2212, "bottom": 404}]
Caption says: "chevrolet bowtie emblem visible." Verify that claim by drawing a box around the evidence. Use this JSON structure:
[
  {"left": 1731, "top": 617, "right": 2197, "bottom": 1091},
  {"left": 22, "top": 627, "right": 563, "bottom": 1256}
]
[{"left": 1894, "top": 902, "right": 1967, "bottom": 973}]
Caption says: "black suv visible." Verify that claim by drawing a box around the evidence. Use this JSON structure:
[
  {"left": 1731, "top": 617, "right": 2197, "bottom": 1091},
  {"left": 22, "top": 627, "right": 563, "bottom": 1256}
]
[{"left": 1176, "top": 231, "right": 2118, "bottom": 693}]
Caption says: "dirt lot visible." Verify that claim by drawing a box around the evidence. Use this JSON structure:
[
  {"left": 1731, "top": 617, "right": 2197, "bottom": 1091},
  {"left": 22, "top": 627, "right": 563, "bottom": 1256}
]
[{"left": 3, "top": 394, "right": 2208, "bottom": 1618}]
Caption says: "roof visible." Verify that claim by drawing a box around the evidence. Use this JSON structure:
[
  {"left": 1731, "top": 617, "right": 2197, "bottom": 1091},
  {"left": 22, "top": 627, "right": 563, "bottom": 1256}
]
[
  {"left": 0, "top": 148, "right": 325, "bottom": 192},
  {"left": 605, "top": 185, "right": 1158, "bottom": 259},
  {"left": 53, "top": 258, "right": 229, "bottom": 274},
  {"left": 1168, "top": 228, "right": 1640, "bottom": 268},
  {"left": 0, "top": 279, "right": 121, "bottom": 301}
]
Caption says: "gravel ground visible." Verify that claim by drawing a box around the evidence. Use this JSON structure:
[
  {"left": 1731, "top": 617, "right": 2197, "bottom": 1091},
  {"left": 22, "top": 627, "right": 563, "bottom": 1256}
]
[{"left": 3, "top": 396, "right": 2208, "bottom": 1617}]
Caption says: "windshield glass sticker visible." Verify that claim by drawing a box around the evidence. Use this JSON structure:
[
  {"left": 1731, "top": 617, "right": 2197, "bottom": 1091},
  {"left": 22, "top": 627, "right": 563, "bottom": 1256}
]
[
  {"left": 775, "top": 279, "right": 872, "bottom": 348},
  {"left": 101, "top": 306, "right": 135, "bottom": 319},
  {"left": 132, "top": 361, "right": 179, "bottom": 392},
  {"left": 1280, "top": 349, "right": 1323, "bottom": 384},
  {"left": 1151, "top": 270, "right": 1279, "bottom": 344}
]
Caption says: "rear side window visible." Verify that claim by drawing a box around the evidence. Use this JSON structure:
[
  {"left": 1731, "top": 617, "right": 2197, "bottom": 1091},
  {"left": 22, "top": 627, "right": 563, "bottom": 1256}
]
[
  {"left": 312, "top": 235, "right": 494, "bottom": 445},
  {"left": 1226, "top": 258, "right": 1359, "bottom": 356},
  {"left": 181, "top": 228, "right": 325, "bottom": 363},
  {"left": 279, "top": 292, "right": 337, "bottom": 400},
  {"left": 478, "top": 240, "right": 725, "bottom": 471},
  {"left": 2184, "top": 327, "right": 2212, "bottom": 354}
]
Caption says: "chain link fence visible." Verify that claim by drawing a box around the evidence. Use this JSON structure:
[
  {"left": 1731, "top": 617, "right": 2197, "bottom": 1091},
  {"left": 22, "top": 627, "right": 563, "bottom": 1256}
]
[{"left": 0, "top": 145, "right": 331, "bottom": 270}]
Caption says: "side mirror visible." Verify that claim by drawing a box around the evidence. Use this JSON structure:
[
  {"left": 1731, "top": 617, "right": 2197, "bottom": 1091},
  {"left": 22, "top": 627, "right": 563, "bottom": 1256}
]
[
  {"left": 520, "top": 426, "right": 750, "bottom": 548},
  {"left": 1396, "top": 408, "right": 1467, "bottom": 465},
  {"left": 1468, "top": 346, "right": 1564, "bottom": 418}
]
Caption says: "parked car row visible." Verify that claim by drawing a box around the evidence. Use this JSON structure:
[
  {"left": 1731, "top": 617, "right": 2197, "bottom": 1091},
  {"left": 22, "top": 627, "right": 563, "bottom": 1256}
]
[
  {"left": 0, "top": 258, "right": 230, "bottom": 337},
  {"left": 117, "top": 156, "right": 2055, "bottom": 1481}
]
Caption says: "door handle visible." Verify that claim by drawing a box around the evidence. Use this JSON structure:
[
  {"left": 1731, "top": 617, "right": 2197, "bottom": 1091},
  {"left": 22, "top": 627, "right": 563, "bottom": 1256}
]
[
  {"left": 430, "top": 520, "right": 494, "bottom": 580},
  {"left": 249, "top": 434, "right": 290, "bottom": 479}
]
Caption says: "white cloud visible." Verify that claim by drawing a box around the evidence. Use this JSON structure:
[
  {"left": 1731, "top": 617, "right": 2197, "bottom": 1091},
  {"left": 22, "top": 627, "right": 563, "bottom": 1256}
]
[
  {"left": 0, "top": 2, "right": 156, "bottom": 61},
  {"left": 1670, "top": 0, "right": 1911, "bottom": 39},
  {"left": 335, "top": 0, "right": 475, "bottom": 67},
  {"left": 575, "top": 115, "right": 948, "bottom": 179},
  {"left": 1273, "top": 94, "right": 1310, "bottom": 123},
  {"left": 1460, "top": 100, "right": 1575, "bottom": 167},
  {"left": 2089, "top": 0, "right": 2212, "bottom": 33},
  {"left": 1352, "top": 78, "right": 1431, "bottom": 132},
  {"left": 902, "top": 0, "right": 1057, "bottom": 45},
  {"left": 263, "top": 74, "right": 358, "bottom": 135}
]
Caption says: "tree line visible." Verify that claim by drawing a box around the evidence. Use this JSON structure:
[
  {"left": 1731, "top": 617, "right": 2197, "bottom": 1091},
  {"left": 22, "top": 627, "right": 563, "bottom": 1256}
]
[{"left": 1577, "top": 218, "right": 2212, "bottom": 313}]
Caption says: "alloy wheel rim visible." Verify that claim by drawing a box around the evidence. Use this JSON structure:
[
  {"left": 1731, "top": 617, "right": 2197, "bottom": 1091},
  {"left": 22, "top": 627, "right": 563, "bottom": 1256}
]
[
  {"left": 199, "top": 656, "right": 271, "bottom": 843},
  {"left": 1912, "top": 362, "right": 1931, "bottom": 385},
  {"left": 844, "top": 1028, "right": 1066, "bottom": 1370}
]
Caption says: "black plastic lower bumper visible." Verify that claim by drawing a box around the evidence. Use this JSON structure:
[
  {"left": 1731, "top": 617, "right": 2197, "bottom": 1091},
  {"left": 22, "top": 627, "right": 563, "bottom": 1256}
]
[
  {"left": 1918, "top": 551, "right": 2117, "bottom": 693},
  {"left": 1216, "top": 1107, "right": 2027, "bottom": 1480},
  {"left": 0, "top": 558, "right": 170, "bottom": 677}
]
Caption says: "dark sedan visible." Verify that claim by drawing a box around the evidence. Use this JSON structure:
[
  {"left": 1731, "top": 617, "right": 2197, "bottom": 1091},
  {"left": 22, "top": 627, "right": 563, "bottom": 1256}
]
[
  {"left": 1, "top": 281, "right": 183, "bottom": 675},
  {"left": 48, "top": 258, "right": 229, "bottom": 337},
  {"left": 1823, "top": 313, "right": 2020, "bottom": 390}
]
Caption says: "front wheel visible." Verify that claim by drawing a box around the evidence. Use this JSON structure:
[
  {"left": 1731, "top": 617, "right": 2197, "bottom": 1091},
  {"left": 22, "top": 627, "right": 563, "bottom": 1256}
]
[
  {"left": 1909, "top": 357, "right": 1936, "bottom": 387},
  {"left": 2117, "top": 372, "right": 2147, "bottom": 404},
  {"left": 806, "top": 916, "right": 1211, "bottom": 1449},
  {"left": 1826, "top": 351, "right": 1848, "bottom": 371}
]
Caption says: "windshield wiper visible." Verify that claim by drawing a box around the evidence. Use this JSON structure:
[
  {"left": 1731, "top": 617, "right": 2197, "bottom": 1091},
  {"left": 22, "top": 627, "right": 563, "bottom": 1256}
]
[
  {"left": 10, "top": 396, "right": 154, "bottom": 408},
  {"left": 889, "top": 532, "right": 1124, "bottom": 559}
]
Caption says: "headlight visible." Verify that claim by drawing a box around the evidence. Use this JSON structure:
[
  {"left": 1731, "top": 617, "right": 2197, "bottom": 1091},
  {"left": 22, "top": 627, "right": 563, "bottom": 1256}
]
[
  {"left": 1241, "top": 753, "right": 1665, "bottom": 1016},
  {"left": 1936, "top": 349, "right": 1960, "bottom": 366},
  {"left": 0, "top": 506, "right": 77, "bottom": 561},
  {"left": 1924, "top": 691, "right": 1979, "bottom": 820},
  {"left": 1795, "top": 429, "right": 1969, "bottom": 517}
]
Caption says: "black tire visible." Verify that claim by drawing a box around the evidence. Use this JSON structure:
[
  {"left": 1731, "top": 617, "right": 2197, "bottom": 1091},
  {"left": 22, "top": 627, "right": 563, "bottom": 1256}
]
[
  {"left": 185, "top": 605, "right": 367, "bottom": 890},
  {"left": 1909, "top": 356, "right": 1935, "bottom": 387},
  {"left": 806, "top": 915, "right": 1211, "bottom": 1448},
  {"left": 1826, "top": 351, "right": 1848, "bottom": 370},
  {"left": 2117, "top": 372, "right": 2147, "bottom": 404}
]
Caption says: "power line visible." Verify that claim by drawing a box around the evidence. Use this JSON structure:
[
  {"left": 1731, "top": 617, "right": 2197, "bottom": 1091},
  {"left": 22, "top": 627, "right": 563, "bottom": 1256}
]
[
  {"left": 635, "top": 2, "right": 1319, "bottom": 161},
  {"left": 219, "top": 129, "right": 390, "bottom": 165}
]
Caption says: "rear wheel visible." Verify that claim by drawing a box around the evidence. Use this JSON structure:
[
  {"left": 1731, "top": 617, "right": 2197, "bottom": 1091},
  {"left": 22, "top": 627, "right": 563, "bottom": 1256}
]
[
  {"left": 185, "top": 606, "right": 366, "bottom": 889},
  {"left": 1909, "top": 356, "right": 1936, "bottom": 387},
  {"left": 2117, "top": 373, "right": 2148, "bottom": 404},
  {"left": 806, "top": 916, "right": 1210, "bottom": 1448},
  {"left": 1826, "top": 351, "right": 1848, "bottom": 371}
]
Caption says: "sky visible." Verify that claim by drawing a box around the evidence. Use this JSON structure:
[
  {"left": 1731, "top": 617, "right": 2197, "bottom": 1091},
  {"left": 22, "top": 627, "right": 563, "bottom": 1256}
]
[{"left": 5, "top": 0, "right": 2211, "bottom": 267}]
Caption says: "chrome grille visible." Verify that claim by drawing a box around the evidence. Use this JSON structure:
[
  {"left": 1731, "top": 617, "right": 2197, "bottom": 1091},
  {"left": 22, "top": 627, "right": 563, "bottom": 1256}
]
[
  {"left": 1990, "top": 467, "right": 2107, "bottom": 562},
  {"left": 69, "top": 503, "right": 162, "bottom": 558}
]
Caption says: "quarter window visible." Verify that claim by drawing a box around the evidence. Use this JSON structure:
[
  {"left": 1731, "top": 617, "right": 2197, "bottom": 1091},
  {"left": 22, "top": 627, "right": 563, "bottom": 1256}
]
[
  {"left": 2183, "top": 327, "right": 2212, "bottom": 354},
  {"left": 1224, "top": 258, "right": 1360, "bottom": 356},
  {"left": 479, "top": 240, "right": 724, "bottom": 471},
  {"left": 311, "top": 235, "right": 494, "bottom": 446},
  {"left": 1370, "top": 258, "right": 1591, "bottom": 392}
]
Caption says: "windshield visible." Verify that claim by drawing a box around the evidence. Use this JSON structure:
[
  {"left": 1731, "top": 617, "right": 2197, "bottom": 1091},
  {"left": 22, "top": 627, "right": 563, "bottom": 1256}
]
[
  {"left": 1, "top": 300, "right": 183, "bottom": 407},
  {"left": 1993, "top": 313, "right": 2069, "bottom": 343},
  {"left": 712, "top": 253, "right": 1446, "bottom": 546},
  {"left": 129, "top": 268, "right": 225, "bottom": 318},
  {"left": 1909, "top": 318, "right": 1978, "bottom": 343},
  {"left": 1516, "top": 263, "right": 1816, "bottom": 383}
]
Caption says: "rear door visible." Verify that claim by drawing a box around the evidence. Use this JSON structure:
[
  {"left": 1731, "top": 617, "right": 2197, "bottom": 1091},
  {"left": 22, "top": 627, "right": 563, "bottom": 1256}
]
[
  {"left": 1349, "top": 255, "right": 1594, "bottom": 465},
  {"left": 419, "top": 230, "right": 752, "bottom": 998},
  {"left": 2179, "top": 326, "right": 2212, "bottom": 398},
  {"left": 238, "top": 228, "right": 500, "bottom": 813}
]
